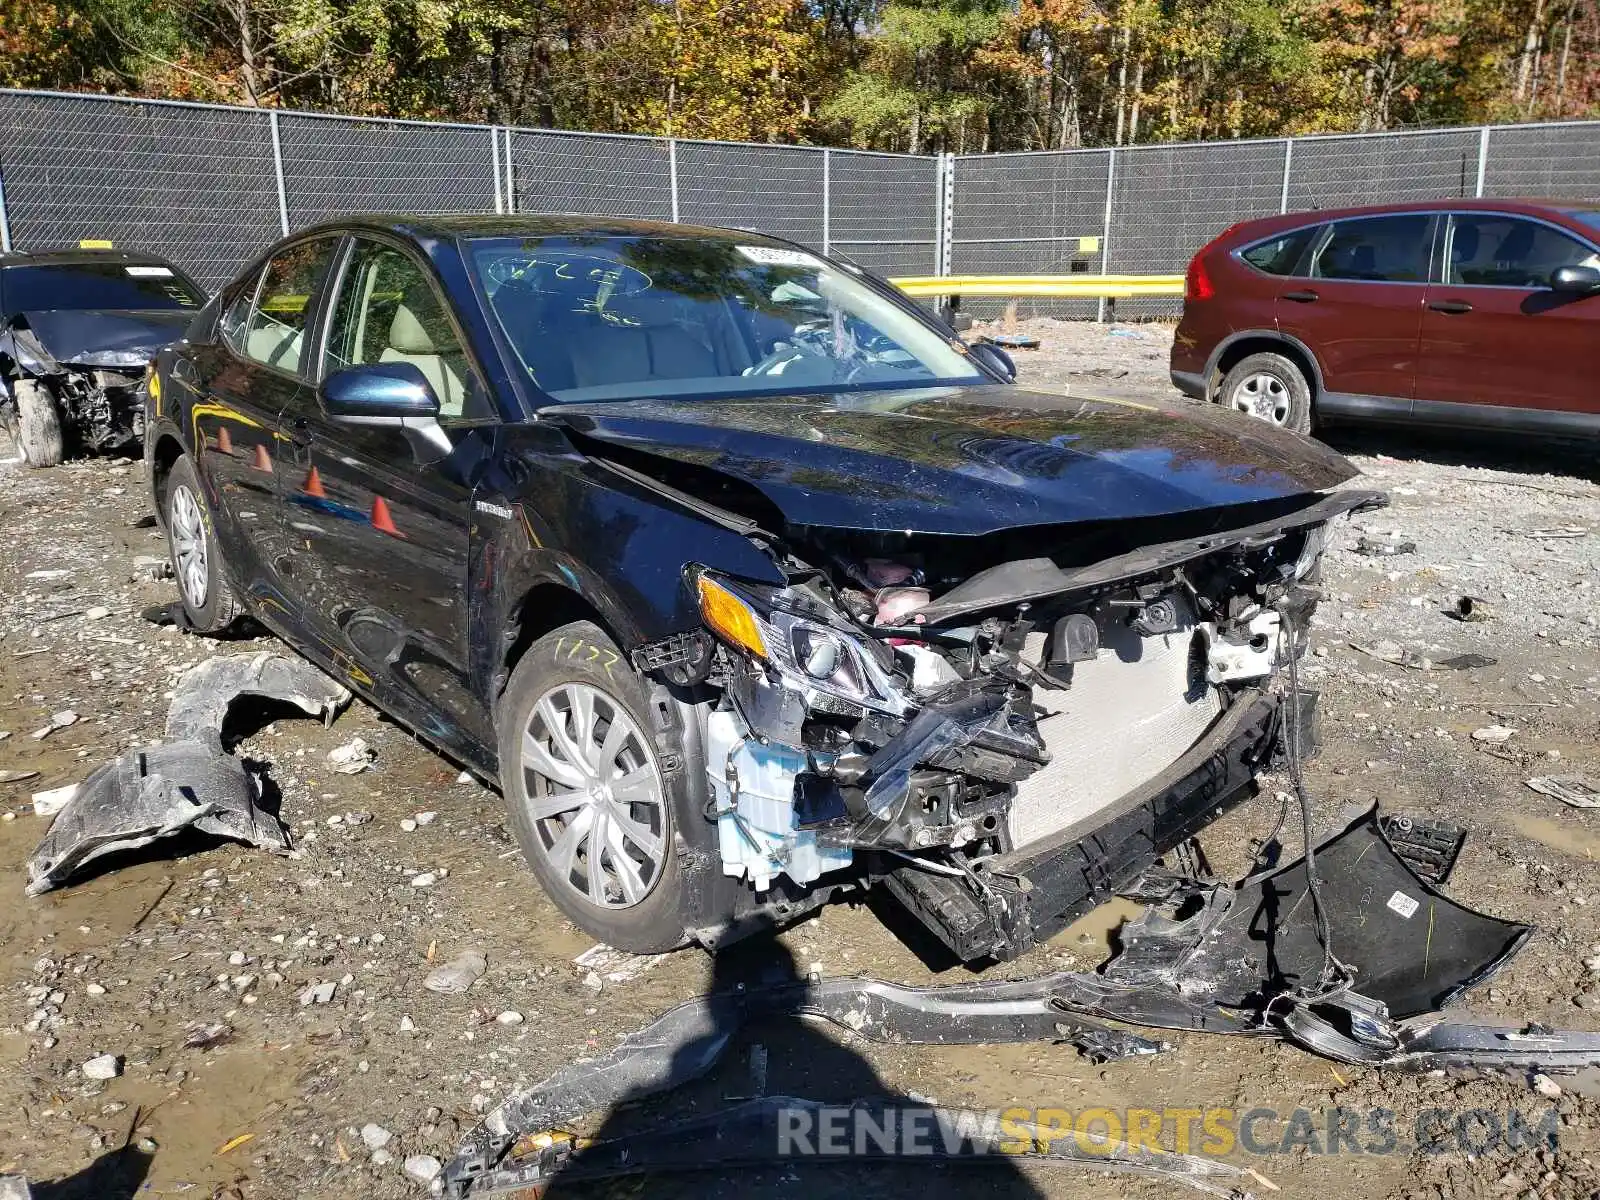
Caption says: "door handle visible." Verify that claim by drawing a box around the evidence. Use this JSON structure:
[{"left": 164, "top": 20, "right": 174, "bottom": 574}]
[
  {"left": 1281, "top": 289, "right": 1319, "bottom": 303},
  {"left": 1427, "top": 299, "right": 1473, "bottom": 314}
]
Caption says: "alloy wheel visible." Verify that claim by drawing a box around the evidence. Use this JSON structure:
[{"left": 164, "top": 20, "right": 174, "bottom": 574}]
[
  {"left": 1230, "top": 372, "right": 1292, "bottom": 426},
  {"left": 170, "top": 484, "right": 210, "bottom": 609},
  {"left": 520, "top": 683, "right": 667, "bottom": 909}
]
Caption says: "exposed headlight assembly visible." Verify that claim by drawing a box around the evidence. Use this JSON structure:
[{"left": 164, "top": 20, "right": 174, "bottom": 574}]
[
  {"left": 1293, "top": 522, "right": 1328, "bottom": 581},
  {"left": 694, "top": 571, "right": 912, "bottom": 717}
]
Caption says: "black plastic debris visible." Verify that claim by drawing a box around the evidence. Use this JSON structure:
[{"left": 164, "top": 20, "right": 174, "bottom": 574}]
[
  {"left": 139, "top": 601, "right": 195, "bottom": 631},
  {"left": 26, "top": 743, "right": 284, "bottom": 895},
  {"left": 442, "top": 805, "right": 1600, "bottom": 1198},
  {"left": 26, "top": 653, "right": 350, "bottom": 895}
]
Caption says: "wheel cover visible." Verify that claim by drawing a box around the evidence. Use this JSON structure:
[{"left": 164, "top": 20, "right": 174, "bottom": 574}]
[
  {"left": 169, "top": 484, "right": 209, "bottom": 609},
  {"left": 1230, "top": 372, "right": 1293, "bottom": 427},
  {"left": 520, "top": 682, "right": 667, "bottom": 909}
]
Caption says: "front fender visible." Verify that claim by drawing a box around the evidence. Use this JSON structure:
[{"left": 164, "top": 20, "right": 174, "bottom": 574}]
[{"left": 467, "top": 428, "right": 785, "bottom": 708}]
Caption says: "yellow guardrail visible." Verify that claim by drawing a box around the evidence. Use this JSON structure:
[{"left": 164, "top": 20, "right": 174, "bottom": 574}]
[{"left": 890, "top": 273, "right": 1185, "bottom": 299}]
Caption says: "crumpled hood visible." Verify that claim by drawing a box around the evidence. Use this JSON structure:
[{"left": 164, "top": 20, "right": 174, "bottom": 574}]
[
  {"left": 14, "top": 308, "right": 191, "bottom": 370},
  {"left": 544, "top": 383, "right": 1360, "bottom": 535}
]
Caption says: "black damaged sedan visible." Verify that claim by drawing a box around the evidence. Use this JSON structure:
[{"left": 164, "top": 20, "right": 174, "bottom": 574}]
[{"left": 145, "top": 215, "right": 1379, "bottom": 959}]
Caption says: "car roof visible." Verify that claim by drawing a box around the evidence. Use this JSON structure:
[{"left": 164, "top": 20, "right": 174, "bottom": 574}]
[
  {"left": 296, "top": 212, "right": 798, "bottom": 245},
  {"left": 1234, "top": 197, "right": 1600, "bottom": 233},
  {"left": 0, "top": 248, "right": 185, "bottom": 269}
]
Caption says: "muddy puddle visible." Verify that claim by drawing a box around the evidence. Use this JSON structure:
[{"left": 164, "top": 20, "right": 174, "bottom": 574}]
[{"left": 1508, "top": 812, "right": 1600, "bottom": 861}]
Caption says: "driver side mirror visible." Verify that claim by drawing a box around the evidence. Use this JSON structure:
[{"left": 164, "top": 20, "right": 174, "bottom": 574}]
[
  {"left": 320, "top": 363, "right": 450, "bottom": 459},
  {"left": 968, "top": 341, "right": 1016, "bottom": 383},
  {"left": 1549, "top": 264, "right": 1600, "bottom": 294}
]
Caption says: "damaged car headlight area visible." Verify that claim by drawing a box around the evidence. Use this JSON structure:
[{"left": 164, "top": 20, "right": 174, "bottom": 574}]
[{"left": 647, "top": 504, "right": 1358, "bottom": 964}]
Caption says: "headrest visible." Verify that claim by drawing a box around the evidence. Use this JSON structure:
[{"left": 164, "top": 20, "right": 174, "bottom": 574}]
[
  {"left": 389, "top": 303, "right": 438, "bottom": 354},
  {"left": 1451, "top": 224, "right": 1479, "bottom": 261}
]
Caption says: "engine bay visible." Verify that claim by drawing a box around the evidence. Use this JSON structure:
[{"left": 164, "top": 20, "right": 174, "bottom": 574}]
[{"left": 634, "top": 488, "right": 1380, "bottom": 960}]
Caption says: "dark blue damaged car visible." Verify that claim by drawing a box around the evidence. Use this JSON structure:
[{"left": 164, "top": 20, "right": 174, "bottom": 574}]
[
  {"left": 145, "top": 215, "right": 1381, "bottom": 959},
  {"left": 2, "top": 248, "right": 204, "bottom": 466}
]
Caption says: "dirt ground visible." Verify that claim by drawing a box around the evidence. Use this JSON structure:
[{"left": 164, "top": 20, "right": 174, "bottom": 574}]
[{"left": 2, "top": 319, "right": 1598, "bottom": 1200}]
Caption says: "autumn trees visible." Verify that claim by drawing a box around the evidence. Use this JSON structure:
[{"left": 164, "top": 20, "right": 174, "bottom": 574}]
[{"left": 1, "top": 0, "right": 1594, "bottom": 148}]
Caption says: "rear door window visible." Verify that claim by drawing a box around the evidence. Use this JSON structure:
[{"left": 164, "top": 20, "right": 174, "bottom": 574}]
[
  {"left": 1239, "top": 227, "right": 1318, "bottom": 276},
  {"left": 1311, "top": 215, "right": 1432, "bottom": 282},
  {"left": 1445, "top": 214, "right": 1600, "bottom": 287},
  {"left": 240, "top": 238, "right": 340, "bottom": 376}
]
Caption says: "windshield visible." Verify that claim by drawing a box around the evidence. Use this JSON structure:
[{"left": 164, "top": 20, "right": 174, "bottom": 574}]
[
  {"left": 470, "top": 234, "right": 984, "bottom": 402},
  {"left": 2, "top": 262, "right": 204, "bottom": 314}
]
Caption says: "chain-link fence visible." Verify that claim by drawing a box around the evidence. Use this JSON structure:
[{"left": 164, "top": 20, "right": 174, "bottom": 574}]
[
  {"left": 0, "top": 91, "right": 280, "bottom": 288},
  {"left": 3, "top": 87, "right": 1600, "bottom": 313},
  {"left": 950, "top": 119, "right": 1600, "bottom": 318},
  {"left": 0, "top": 89, "right": 938, "bottom": 291}
]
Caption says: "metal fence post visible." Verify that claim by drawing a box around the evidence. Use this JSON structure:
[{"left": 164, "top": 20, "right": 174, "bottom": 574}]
[
  {"left": 668, "top": 138, "right": 680, "bottom": 223},
  {"left": 1475, "top": 127, "right": 1491, "bottom": 197},
  {"left": 503, "top": 128, "right": 516, "bottom": 212},
  {"left": 0, "top": 160, "right": 12, "bottom": 252},
  {"left": 268, "top": 110, "right": 290, "bottom": 235},
  {"left": 821, "top": 148, "right": 831, "bottom": 255},
  {"left": 490, "top": 126, "right": 504, "bottom": 214},
  {"left": 936, "top": 153, "right": 955, "bottom": 276},
  {"left": 1280, "top": 138, "right": 1294, "bottom": 213},
  {"left": 1097, "top": 147, "right": 1116, "bottom": 323}
]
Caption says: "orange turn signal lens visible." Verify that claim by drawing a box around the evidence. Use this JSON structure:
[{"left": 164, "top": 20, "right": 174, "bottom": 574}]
[{"left": 697, "top": 576, "right": 767, "bottom": 660}]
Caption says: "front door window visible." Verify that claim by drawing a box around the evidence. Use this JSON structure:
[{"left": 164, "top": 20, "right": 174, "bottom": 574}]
[
  {"left": 323, "top": 241, "right": 485, "bottom": 420},
  {"left": 1445, "top": 214, "right": 1600, "bottom": 288}
]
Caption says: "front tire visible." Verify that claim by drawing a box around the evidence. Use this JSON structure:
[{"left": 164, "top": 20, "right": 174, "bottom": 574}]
[
  {"left": 1218, "top": 352, "right": 1313, "bottom": 436},
  {"left": 15, "top": 380, "right": 64, "bottom": 468},
  {"left": 497, "top": 621, "right": 688, "bottom": 952},
  {"left": 163, "top": 453, "right": 240, "bottom": 633}
]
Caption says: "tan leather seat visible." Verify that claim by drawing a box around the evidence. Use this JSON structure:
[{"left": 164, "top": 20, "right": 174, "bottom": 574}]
[
  {"left": 247, "top": 319, "right": 303, "bottom": 371},
  {"left": 378, "top": 302, "right": 468, "bottom": 415}
]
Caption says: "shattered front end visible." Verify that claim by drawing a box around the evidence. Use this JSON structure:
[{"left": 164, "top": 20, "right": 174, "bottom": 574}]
[{"left": 642, "top": 489, "right": 1382, "bottom": 962}]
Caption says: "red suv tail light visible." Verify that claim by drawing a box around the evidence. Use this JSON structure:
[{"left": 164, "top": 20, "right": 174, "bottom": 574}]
[{"left": 1184, "top": 224, "right": 1240, "bottom": 302}]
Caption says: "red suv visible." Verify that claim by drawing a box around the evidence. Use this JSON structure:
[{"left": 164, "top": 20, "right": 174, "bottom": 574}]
[{"left": 1171, "top": 200, "right": 1600, "bottom": 437}]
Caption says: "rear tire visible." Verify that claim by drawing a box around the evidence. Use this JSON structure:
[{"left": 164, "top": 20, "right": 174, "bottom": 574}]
[
  {"left": 163, "top": 453, "right": 240, "bottom": 633},
  {"left": 1218, "top": 352, "right": 1313, "bottom": 436},
  {"left": 497, "top": 621, "right": 688, "bottom": 952},
  {"left": 15, "top": 380, "right": 64, "bottom": 468}
]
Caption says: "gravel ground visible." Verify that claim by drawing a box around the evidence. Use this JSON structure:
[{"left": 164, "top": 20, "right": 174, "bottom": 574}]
[{"left": 2, "top": 319, "right": 1598, "bottom": 1199}]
